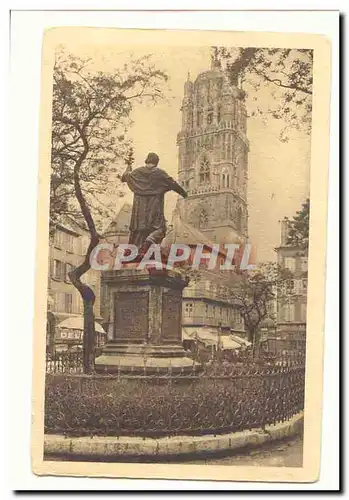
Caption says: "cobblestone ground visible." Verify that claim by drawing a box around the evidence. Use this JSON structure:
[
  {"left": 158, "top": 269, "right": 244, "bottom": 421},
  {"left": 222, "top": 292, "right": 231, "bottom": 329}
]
[{"left": 186, "top": 435, "right": 303, "bottom": 467}]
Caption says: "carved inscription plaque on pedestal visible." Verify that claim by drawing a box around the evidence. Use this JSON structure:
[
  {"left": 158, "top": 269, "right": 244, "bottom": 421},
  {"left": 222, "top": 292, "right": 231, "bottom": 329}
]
[
  {"left": 161, "top": 289, "right": 181, "bottom": 342},
  {"left": 114, "top": 291, "right": 148, "bottom": 342}
]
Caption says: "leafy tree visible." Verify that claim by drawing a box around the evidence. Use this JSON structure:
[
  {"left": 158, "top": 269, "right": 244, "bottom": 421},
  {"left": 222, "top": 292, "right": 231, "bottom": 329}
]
[
  {"left": 285, "top": 198, "right": 310, "bottom": 250},
  {"left": 51, "top": 49, "right": 168, "bottom": 372},
  {"left": 232, "top": 262, "right": 293, "bottom": 357},
  {"left": 212, "top": 47, "right": 313, "bottom": 141}
]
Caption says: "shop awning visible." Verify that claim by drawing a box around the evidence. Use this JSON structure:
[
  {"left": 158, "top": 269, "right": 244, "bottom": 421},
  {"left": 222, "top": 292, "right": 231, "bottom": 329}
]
[
  {"left": 220, "top": 336, "right": 242, "bottom": 350},
  {"left": 230, "top": 334, "right": 252, "bottom": 347},
  {"left": 57, "top": 317, "right": 106, "bottom": 334},
  {"left": 182, "top": 327, "right": 242, "bottom": 350}
]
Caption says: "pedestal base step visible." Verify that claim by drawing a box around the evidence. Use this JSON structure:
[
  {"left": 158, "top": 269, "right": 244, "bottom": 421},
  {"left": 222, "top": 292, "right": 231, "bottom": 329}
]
[{"left": 95, "top": 343, "right": 201, "bottom": 375}]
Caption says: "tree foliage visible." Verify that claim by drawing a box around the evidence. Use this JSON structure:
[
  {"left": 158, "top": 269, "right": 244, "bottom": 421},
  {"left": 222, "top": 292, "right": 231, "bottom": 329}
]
[
  {"left": 50, "top": 48, "right": 168, "bottom": 372},
  {"left": 232, "top": 262, "right": 294, "bottom": 354},
  {"left": 285, "top": 198, "right": 310, "bottom": 250},
  {"left": 212, "top": 47, "right": 313, "bottom": 141},
  {"left": 51, "top": 49, "right": 168, "bottom": 227}
]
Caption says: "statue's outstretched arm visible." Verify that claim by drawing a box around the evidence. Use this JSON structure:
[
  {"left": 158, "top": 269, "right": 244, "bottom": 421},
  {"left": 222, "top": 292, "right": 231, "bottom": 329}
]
[
  {"left": 159, "top": 169, "right": 188, "bottom": 198},
  {"left": 171, "top": 180, "right": 188, "bottom": 198}
]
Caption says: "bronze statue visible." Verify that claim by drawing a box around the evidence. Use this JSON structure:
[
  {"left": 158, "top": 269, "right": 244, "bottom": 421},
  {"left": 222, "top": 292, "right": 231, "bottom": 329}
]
[{"left": 121, "top": 152, "right": 187, "bottom": 253}]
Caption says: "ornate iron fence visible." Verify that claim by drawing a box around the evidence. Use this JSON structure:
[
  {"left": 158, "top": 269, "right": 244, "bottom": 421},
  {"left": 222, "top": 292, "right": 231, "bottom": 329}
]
[
  {"left": 45, "top": 352, "right": 305, "bottom": 438},
  {"left": 45, "top": 347, "right": 304, "bottom": 374},
  {"left": 46, "top": 350, "right": 84, "bottom": 374}
]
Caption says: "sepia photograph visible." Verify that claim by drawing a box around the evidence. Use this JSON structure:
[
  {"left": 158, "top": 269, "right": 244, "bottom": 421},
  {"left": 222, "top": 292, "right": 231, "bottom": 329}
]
[{"left": 29, "top": 26, "right": 332, "bottom": 483}]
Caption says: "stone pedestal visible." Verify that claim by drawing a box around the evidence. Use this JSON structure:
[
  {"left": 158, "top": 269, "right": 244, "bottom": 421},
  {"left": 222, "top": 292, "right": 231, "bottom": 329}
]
[{"left": 95, "top": 267, "right": 200, "bottom": 375}]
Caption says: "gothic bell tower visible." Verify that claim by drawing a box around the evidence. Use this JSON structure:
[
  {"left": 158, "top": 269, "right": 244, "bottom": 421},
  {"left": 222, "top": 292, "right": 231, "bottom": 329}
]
[{"left": 176, "top": 57, "right": 249, "bottom": 244}]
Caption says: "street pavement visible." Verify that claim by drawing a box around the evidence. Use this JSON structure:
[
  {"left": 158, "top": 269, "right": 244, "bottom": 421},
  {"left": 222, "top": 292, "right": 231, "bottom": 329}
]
[{"left": 185, "top": 435, "right": 303, "bottom": 467}]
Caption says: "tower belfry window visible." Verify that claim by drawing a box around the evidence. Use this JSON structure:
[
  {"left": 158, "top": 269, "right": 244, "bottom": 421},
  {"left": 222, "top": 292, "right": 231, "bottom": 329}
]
[{"left": 199, "top": 158, "right": 210, "bottom": 184}]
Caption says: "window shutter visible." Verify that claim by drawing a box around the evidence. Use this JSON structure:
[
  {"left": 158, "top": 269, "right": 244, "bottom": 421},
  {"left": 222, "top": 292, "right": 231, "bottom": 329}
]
[
  {"left": 49, "top": 259, "right": 54, "bottom": 277},
  {"left": 62, "top": 262, "right": 67, "bottom": 282}
]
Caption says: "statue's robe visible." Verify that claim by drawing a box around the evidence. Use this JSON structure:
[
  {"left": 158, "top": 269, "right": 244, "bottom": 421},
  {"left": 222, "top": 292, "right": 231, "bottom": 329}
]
[{"left": 121, "top": 165, "right": 187, "bottom": 248}]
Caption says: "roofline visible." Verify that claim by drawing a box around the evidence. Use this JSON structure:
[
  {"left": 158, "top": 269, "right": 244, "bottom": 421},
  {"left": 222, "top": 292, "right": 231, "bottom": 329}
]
[
  {"left": 274, "top": 245, "right": 307, "bottom": 252},
  {"left": 53, "top": 223, "right": 81, "bottom": 237}
]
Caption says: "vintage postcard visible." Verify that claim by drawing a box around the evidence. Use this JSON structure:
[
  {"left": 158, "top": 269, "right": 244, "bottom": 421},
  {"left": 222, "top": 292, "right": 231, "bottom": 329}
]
[{"left": 31, "top": 27, "right": 331, "bottom": 482}]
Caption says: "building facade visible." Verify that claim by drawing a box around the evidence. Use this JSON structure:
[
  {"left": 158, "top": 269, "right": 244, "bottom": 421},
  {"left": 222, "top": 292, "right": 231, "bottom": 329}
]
[
  {"left": 163, "top": 217, "right": 245, "bottom": 340},
  {"left": 47, "top": 219, "right": 102, "bottom": 351},
  {"left": 274, "top": 217, "right": 308, "bottom": 350}
]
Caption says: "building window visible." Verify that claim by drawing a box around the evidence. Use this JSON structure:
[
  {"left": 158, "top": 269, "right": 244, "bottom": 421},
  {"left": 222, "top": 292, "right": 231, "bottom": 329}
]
[
  {"left": 185, "top": 302, "right": 193, "bottom": 317},
  {"left": 54, "top": 230, "right": 76, "bottom": 252},
  {"left": 65, "top": 293, "right": 73, "bottom": 314},
  {"left": 300, "top": 302, "right": 307, "bottom": 322},
  {"left": 199, "top": 158, "right": 210, "bottom": 184},
  {"left": 53, "top": 292, "right": 65, "bottom": 313},
  {"left": 81, "top": 237, "right": 89, "bottom": 256},
  {"left": 54, "top": 230, "right": 64, "bottom": 249},
  {"left": 284, "top": 257, "right": 296, "bottom": 272},
  {"left": 283, "top": 303, "right": 295, "bottom": 322},
  {"left": 222, "top": 170, "right": 231, "bottom": 189},
  {"left": 228, "top": 134, "right": 232, "bottom": 157},
  {"left": 232, "top": 309, "right": 237, "bottom": 323},
  {"left": 205, "top": 303, "right": 209, "bottom": 316},
  {"left": 65, "top": 233, "right": 74, "bottom": 253},
  {"left": 207, "top": 112, "right": 213, "bottom": 125},
  {"left": 65, "top": 263, "right": 74, "bottom": 283},
  {"left": 53, "top": 260, "right": 66, "bottom": 281},
  {"left": 300, "top": 257, "right": 308, "bottom": 272}
]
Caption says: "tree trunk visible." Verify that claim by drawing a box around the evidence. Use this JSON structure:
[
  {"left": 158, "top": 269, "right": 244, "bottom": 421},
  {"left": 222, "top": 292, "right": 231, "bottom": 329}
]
[
  {"left": 69, "top": 277, "right": 97, "bottom": 374},
  {"left": 246, "top": 327, "right": 254, "bottom": 344},
  {"left": 69, "top": 138, "right": 99, "bottom": 374},
  {"left": 252, "top": 328, "right": 261, "bottom": 359},
  {"left": 83, "top": 294, "right": 96, "bottom": 373}
]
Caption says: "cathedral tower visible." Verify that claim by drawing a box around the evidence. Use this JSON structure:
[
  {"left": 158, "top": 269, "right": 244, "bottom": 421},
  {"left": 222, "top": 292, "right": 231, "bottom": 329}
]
[{"left": 176, "top": 57, "right": 249, "bottom": 244}]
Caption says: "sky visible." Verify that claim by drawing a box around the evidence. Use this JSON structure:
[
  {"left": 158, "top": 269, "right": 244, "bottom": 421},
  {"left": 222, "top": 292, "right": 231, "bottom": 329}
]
[{"left": 59, "top": 42, "right": 311, "bottom": 262}]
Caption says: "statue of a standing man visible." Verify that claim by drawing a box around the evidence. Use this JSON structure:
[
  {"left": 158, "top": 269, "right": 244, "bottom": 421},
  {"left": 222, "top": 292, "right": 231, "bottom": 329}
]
[{"left": 121, "top": 152, "right": 187, "bottom": 254}]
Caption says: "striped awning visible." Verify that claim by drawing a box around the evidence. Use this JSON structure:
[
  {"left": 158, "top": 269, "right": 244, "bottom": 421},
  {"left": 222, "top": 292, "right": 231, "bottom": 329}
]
[{"left": 182, "top": 327, "right": 242, "bottom": 350}]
